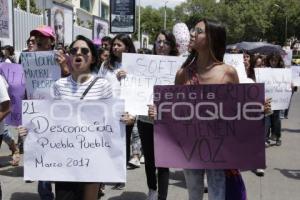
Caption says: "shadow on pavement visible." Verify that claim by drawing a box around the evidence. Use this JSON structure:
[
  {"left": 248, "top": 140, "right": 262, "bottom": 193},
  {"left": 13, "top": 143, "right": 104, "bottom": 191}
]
[
  {"left": 281, "top": 128, "right": 300, "bottom": 133},
  {"left": 274, "top": 168, "right": 300, "bottom": 180},
  {"left": 107, "top": 192, "right": 147, "bottom": 200},
  {"left": 10, "top": 192, "right": 39, "bottom": 200},
  {"left": 169, "top": 170, "right": 186, "bottom": 188},
  {"left": 0, "top": 166, "right": 23, "bottom": 177},
  {"left": 0, "top": 155, "right": 12, "bottom": 168}
]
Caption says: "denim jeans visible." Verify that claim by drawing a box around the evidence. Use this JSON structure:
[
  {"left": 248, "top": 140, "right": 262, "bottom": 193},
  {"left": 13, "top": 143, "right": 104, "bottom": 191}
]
[
  {"left": 38, "top": 181, "right": 54, "bottom": 200},
  {"left": 131, "top": 121, "right": 141, "bottom": 156},
  {"left": 184, "top": 169, "right": 225, "bottom": 200},
  {"left": 265, "top": 116, "right": 271, "bottom": 140},
  {"left": 270, "top": 110, "right": 281, "bottom": 139},
  {"left": 1, "top": 125, "right": 14, "bottom": 146}
]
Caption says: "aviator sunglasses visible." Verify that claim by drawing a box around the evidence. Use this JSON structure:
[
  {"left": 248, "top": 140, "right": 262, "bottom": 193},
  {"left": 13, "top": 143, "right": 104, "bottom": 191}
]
[{"left": 69, "top": 47, "right": 90, "bottom": 56}]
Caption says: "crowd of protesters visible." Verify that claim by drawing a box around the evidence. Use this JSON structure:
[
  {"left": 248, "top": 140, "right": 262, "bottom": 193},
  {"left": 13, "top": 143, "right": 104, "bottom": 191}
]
[{"left": 0, "top": 16, "right": 297, "bottom": 200}]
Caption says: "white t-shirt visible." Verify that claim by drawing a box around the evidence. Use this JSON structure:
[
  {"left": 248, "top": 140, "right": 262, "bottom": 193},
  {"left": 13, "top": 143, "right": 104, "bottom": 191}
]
[
  {"left": 53, "top": 75, "right": 112, "bottom": 100},
  {"left": 4, "top": 58, "right": 12, "bottom": 63},
  {"left": 98, "top": 62, "right": 122, "bottom": 98},
  {"left": 0, "top": 75, "right": 10, "bottom": 135}
]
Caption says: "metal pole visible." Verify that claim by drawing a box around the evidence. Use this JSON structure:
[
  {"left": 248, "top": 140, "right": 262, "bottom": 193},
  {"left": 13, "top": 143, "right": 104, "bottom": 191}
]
[
  {"left": 285, "top": 15, "right": 288, "bottom": 43},
  {"left": 99, "top": 0, "right": 102, "bottom": 18},
  {"left": 138, "top": 0, "right": 141, "bottom": 48},
  {"left": 43, "top": 0, "right": 46, "bottom": 25},
  {"left": 164, "top": 2, "right": 167, "bottom": 30},
  {"left": 26, "top": 0, "right": 30, "bottom": 13}
]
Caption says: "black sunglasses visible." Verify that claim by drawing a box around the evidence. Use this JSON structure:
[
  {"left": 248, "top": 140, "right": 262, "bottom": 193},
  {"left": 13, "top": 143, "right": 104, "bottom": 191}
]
[{"left": 69, "top": 47, "right": 90, "bottom": 56}]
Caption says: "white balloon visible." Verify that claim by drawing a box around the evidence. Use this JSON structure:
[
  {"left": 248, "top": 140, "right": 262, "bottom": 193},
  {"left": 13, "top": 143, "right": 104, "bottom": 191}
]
[{"left": 173, "top": 23, "right": 190, "bottom": 55}]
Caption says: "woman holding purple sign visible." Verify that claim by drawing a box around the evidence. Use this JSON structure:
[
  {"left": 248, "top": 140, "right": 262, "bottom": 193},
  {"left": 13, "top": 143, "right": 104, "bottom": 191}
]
[{"left": 171, "top": 19, "right": 245, "bottom": 200}]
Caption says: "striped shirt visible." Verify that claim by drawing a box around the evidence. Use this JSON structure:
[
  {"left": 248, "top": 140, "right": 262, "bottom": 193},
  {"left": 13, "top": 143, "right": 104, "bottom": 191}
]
[{"left": 53, "top": 75, "right": 112, "bottom": 100}]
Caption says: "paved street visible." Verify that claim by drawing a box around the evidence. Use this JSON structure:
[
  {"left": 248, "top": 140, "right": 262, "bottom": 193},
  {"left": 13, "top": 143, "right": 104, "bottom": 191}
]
[{"left": 1, "top": 92, "right": 300, "bottom": 200}]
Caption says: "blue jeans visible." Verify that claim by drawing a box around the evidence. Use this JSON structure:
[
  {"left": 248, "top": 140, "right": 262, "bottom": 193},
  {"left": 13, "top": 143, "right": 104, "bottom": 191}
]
[
  {"left": 1, "top": 125, "right": 14, "bottom": 146},
  {"left": 184, "top": 169, "right": 225, "bottom": 200},
  {"left": 270, "top": 110, "right": 281, "bottom": 139},
  {"left": 265, "top": 116, "right": 271, "bottom": 140},
  {"left": 38, "top": 181, "right": 54, "bottom": 200}
]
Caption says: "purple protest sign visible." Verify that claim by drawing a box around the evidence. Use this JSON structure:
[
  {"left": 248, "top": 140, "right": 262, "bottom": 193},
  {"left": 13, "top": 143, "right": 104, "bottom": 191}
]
[
  {"left": 154, "top": 84, "right": 265, "bottom": 170},
  {"left": 0, "top": 63, "right": 26, "bottom": 126}
]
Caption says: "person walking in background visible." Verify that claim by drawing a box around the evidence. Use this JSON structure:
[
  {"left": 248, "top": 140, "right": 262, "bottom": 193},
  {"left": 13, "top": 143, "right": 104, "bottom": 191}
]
[
  {"left": 265, "top": 52, "right": 285, "bottom": 146},
  {"left": 101, "top": 36, "right": 112, "bottom": 51},
  {"left": 138, "top": 30, "right": 179, "bottom": 200},
  {"left": 98, "top": 34, "right": 137, "bottom": 190},
  {"left": 1, "top": 45, "right": 16, "bottom": 63},
  {"left": 96, "top": 47, "right": 110, "bottom": 72}
]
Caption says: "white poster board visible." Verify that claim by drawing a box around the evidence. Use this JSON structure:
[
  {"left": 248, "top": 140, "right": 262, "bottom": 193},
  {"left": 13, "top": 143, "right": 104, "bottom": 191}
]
[
  {"left": 22, "top": 99, "right": 126, "bottom": 182},
  {"left": 291, "top": 66, "right": 300, "bottom": 86},
  {"left": 50, "top": 2, "right": 73, "bottom": 46},
  {"left": 20, "top": 51, "right": 61, "bottom": 99},
  {"left": 120, "top": 53, "right": 185, "bottom": 115},
  {"left": 255, "top": 68, "right": 292, "bottom": 110},
  {"left": 0, "top": 0, "right": 13, "bottom": 45},
  {"left": 224, "top": 54, "right": 248, "bottom": 83}
]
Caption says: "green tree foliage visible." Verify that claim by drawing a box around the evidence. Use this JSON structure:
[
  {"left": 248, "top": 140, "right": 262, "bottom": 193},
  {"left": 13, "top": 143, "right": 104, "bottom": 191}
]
[
  {"left": 176, "top": 0, "right": 300, "bottom": 45},
  {"left": 137, "top": 0, "right": 300, "bottom": 46},
  {"left": 14, "top": 0, "right": 41, "bottom": 15}
]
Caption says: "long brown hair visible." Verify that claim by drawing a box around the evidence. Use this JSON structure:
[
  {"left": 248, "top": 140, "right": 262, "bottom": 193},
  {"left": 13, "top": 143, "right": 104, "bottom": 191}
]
[
  {"left": 181, "top": 18, "right": 226, "bottom": 69},
  {"left": 153, "top": 30, "right": 179, "bottom": 56},
  {"left": 265, "top": 52, "right": 284, "bottom": 68},
  {"left": 104, "top": 34, "right": 136, "bottom": 71}
]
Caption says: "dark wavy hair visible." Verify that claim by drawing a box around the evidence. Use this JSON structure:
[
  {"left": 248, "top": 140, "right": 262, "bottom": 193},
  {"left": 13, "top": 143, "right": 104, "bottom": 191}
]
[
  {"left": 248, "top": 54, "right": 258, "bottom": 80},
  {"left": 265, "top": 52, "right": 284, "bottom": 68},
  {"left": 69, "top": 35, "right": 98, "bottom": 72},
  {"left": 153, "top": 30, "right": 179, "bottom": 56},
  {"left": 181, "top": 18, "right": 226, "bottom": 68},
  {"left": 104, "top": 34, "right": 136, "bottom": 71}
]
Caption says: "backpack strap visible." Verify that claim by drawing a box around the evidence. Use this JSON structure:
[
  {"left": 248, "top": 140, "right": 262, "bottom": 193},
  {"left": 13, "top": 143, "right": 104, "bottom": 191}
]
[{"left": 80, "top": 77, "right": 100, "bottom": 100}]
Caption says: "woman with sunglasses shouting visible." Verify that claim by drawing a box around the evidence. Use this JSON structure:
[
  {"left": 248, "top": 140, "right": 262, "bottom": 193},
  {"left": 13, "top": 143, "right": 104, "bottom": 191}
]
[
  {"left": 139, "top": 30, "right": 179, "bottom": 200},
  {"left": 19, "top": 35, "right": 131, "bottom": 200},
  {"left": 52, "top": 35, "right": 111, "bottom": 200}
]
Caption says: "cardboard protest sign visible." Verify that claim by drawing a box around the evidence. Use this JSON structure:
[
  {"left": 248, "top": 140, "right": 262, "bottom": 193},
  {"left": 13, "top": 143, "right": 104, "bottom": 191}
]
[
  {"left": 22, "top": 99, "right": 126, "bottom": 182},
  {"left": 20, "top": 51, "right": 61, "bottom": 99},
  {"left": 224, "top": 54, "right": 249, "bottom": 83},
  {"left": 0, "top": 63, "right": 26, "bottom": 125},
  {"left": 291, "top": 66, "right": 300, "bottom": 87},
  {"left": 154, "top": 84, "right": 266, "bottom": 170},
  {"left": 120, "top": 53, "right": 185, "bottom": 115},
  {"left": 255, "top": 68, "right": 292, "bottom": 110}
]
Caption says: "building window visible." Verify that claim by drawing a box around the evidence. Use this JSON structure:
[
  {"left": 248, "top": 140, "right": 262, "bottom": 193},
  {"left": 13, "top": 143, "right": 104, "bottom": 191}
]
[
  {"left": 81, "top": 0, "right": 92, "bottom": 12},
  {"left": 101, "top": 3, "right": 109, "bottom": 20}
]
